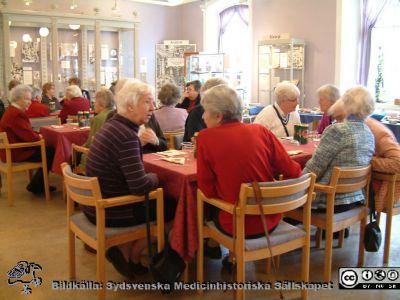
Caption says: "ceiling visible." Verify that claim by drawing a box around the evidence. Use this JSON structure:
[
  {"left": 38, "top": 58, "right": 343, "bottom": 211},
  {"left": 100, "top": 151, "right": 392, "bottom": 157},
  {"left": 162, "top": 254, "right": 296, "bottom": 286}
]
[{"left": 124, "top": 0, "right": 199, "bottom": 6}]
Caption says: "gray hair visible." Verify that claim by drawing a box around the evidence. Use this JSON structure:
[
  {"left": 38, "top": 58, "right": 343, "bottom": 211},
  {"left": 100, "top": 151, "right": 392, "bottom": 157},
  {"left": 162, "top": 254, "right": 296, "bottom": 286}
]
[
  {"left": 274, "top": 82, "right": 300, "bottom": 104},
  {"left": 341, "top": 86, "right": 375, "bottom": 119},
  {"left": 200, "top": 77, "right": 228, "bottom": 93},
  {"left": 10, "top": 85, "right": 32, "bottom": 103},
  {"left": 115, "top": 78, "right": 154, "bottom": 114},
  {"left": 95, "top": 89, "right": 114, "bottom": 109},
  {"left": 317, "top": 84, "right": 340, "bottom": 103},
  {"left": 158, "top": 83, "right": 180, "bottom": 106},
  {"left": 65, "top": 85, "right": 82, "bottom": 98},
  {"left": 328, "top": 99, "right": 346, "bottom": 120},
  {"left": 31, "top": 87, "right": 42, "bottom": 100},
  {"left": 201, "top": 84, "right": 242, "bottom": 122}
]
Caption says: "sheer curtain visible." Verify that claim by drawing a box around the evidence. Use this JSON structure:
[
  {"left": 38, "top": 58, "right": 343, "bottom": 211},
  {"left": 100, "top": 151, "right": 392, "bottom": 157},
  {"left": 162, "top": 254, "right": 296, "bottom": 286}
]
[
  {"left": 218, "top": 5, "right": 248, "bottom": 52},
  {"left": 358, "top": 0, "right": 389, "bottom": 85}
]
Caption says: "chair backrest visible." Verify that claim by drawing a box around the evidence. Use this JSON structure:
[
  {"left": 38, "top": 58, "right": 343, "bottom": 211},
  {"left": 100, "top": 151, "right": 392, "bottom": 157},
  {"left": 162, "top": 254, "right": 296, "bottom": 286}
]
[
  {"left": 62, "top": 163, "right": 102, "bottom": 207},
  {"left": 239, "top": 173, "right": 316, "bottom": 215},
  {"left": 164, "top": 131, "right": 184, "bottom": 149},
  {"left": 0, "top": 132, "right": 9, "bottom": 146},
  {"left": 30, "top": 116, "right": 61, "bottom": 131},
  {"left": 329, "top": 165, "right": 371, "bottom": 194},
  {"left": 71, "top": 144, "right": 89, "bottom": 173}
]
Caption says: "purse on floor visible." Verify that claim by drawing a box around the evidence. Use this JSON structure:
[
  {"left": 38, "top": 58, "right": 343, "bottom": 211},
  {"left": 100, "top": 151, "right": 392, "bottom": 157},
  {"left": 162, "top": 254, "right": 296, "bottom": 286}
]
[
  {"left": 144, "top": 193, "right": 185, "bottom": 293},
  {"left": 364, "top": 184, "right": 382, "bottom": 252}
]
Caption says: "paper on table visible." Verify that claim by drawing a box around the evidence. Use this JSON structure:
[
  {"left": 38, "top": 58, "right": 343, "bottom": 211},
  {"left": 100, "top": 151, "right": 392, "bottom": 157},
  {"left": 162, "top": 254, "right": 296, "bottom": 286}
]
[
  {"left": 161, "top": 157, "right": 185, "bottom": 165},
  {"left": 287, "top": 150, "right": 303, "bottom": 156},
  {"left": 156, "top": 150, "right": 185, "bottom": 157},
  {"left": 51, "top": 125, "right": 64, "bottom": 129}
]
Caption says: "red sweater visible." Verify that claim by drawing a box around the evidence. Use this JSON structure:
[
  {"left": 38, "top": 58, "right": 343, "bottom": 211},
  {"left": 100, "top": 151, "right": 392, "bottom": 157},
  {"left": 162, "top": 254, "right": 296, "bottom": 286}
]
[
  {"left": 26, "top": 100, "right": 50, "bottom": 118},
  {"left": 0, "top": 105, "right": 40, "bottom": 162},
  {"left": 197, "top": 121, "right": 301, "bottom": 236},
  {"left": 59, "top": 97, "right": 90, "bottom": 123}
]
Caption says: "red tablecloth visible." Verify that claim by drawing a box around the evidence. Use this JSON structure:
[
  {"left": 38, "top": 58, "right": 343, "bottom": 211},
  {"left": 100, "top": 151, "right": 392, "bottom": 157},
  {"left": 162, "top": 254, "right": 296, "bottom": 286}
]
[
  {"left": 40, "top": 125, "right": 89, "bottom": 175},
  {"left": 143, "top": 141, "right": 316, "bottom": 261}
]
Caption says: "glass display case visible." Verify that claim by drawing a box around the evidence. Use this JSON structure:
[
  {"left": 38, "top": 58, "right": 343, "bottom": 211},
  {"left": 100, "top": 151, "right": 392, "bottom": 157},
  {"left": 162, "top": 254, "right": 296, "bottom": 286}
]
[
  {"left": 184, "top": 52, "right": 224, "bottom": 84},
  {"left": 258, "top": 38, "right": 305, "bottom": 106}
]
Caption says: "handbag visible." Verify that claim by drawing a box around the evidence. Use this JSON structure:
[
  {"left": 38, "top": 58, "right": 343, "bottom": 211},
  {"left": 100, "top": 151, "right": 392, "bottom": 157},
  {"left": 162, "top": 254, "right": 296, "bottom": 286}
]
[
  {"left": 364, "top": 183, "right": 382, "bottom": 252},
  {"left": 144, "top": 193, "right": 185, "bottom": 293}
]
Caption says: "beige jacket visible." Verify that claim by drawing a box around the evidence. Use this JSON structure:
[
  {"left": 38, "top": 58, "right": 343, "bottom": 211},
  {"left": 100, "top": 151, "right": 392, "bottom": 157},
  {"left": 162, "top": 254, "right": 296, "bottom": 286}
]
[{"left": 365, "top": 118, "right": 400, "bottom": 212}]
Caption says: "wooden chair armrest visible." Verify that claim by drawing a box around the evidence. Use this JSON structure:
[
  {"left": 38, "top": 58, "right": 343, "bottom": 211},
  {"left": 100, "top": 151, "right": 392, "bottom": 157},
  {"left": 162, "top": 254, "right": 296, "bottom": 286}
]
[
  {"left": 372, "top": 171, "right": 398, "bottom": 182},
  {"left": 201, "top": 196, "right": 234, "bottom": 214},
  {"left": 99, "top": 195, "right": 147, "bottom": 208},
  {"left": 73, "top": 144, "right": 89, "bottom": 154},
  {"left": 314, "top": 183, "right": 334, "bottom": 194},
  {"left": 1, "top": 139, "right": 44, "bottom": 149}
]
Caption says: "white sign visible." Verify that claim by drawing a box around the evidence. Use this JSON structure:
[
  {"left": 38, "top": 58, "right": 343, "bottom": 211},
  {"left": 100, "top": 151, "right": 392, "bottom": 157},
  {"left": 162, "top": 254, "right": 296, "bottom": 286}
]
[{"left": 164, "top": 40, "right": 189, "bottom": 45}]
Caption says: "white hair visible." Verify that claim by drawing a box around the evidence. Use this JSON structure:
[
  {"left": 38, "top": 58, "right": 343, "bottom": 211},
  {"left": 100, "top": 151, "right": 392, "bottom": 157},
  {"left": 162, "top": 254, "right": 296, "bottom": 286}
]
[
  {"left": 201, "top": 84, "right": 242, "bottom": 121},
  {"left": 200, "top": 77, "right": 228, "bottom": 93},
  {"left": 10, "top": 85, "right": 32, "bottom": 103},
  {"left": 65, "top": 85, "right": 82, "bottom": 98},
  {"left": 341, "top": 86, "right": 375, "bottom": 119},
  {"left": 317, "top": 84, "right": 340, "bottom": 103},
  {"left": 274, "top": 82, "right": 300, "bottom": 104},
  {"left": 31, "top": 87, "right": 42, "bottom": 100},
  {"left": 115, "top": 78, "right": 154, "bottom": 113}
]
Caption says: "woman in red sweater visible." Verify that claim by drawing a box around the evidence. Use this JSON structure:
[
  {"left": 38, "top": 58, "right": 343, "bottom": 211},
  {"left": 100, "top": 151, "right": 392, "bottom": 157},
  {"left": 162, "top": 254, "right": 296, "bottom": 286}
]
[{"left": 59, "top": 85, "right": 90, "bottom": 123}]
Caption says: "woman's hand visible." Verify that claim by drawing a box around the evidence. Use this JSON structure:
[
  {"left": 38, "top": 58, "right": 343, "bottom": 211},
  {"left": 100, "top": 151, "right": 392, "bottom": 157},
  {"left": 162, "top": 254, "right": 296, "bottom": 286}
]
[{"left": 139, "top": 128, "right": 159, "bottom": 146}]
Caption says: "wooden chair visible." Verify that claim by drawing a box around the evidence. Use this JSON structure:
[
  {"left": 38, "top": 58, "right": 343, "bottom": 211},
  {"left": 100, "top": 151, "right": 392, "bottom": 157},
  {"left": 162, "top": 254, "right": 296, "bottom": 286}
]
[
  {"left": 62, "top": 163, "right": 165, "bottom": 300},
  {"left": 197, "top": 173, "right": 316, "bottom": 300},
  {"left": 0, "top": 132, "right": 50, "bottom": 206},
  {"left": 286, "top": 165, "right": 371, "bottom": 282},
  {"left": 373, "top": 171, "right": 400, "bottom": 265},
  {"left": 29, "top": 116, "right": 61, "bottom": 132},
  {"left": 71, "top": 144, "right": 89, "bottom": 175},
  {"left": 163, "top": 131, "right": 184, "bottom": 150}
]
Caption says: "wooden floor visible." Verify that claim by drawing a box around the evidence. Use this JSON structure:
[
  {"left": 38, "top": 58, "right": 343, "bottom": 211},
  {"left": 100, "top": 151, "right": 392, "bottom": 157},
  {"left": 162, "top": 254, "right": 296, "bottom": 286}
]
[{"left": 0, "top": 171, "right": 399, "bottom": 300}]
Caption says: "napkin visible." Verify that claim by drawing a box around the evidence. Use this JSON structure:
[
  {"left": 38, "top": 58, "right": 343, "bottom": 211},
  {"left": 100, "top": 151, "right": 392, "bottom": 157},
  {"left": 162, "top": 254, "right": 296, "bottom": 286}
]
[
  {"left": 161, "top": 157, "right": 185, "bottom": 165},
  {"left": 287, "top": 150, "right": 303, "bottom": 156},
  {"left": 156, "top": 150, "right": 185, "bottom": 157},
  {"left": 51, "top": 125, "right": 64, "bottom": 129}
]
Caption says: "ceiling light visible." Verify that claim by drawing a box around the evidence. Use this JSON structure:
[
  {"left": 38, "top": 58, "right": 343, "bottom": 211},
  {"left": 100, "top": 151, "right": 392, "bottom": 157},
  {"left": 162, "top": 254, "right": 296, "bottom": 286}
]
[
  {"left": 39, "top": 27, "right": 49, "bottom": 37},
  {"left": 22, "top": 33, "right": 32, "bottom": 43},
  {"left": 70, "top": 0, "right": 77, "bottom": 9},
  {"left": 69, "top": 24, "right": 80, "bottom": 30},
  {"left": 10, "top": 41, "right": 17, "bottom": 48},
  {"left": 112, "top": 0, "right": 120, "bottom": 13},
  {"left": 24, "top": 0, "right": 32, "bottom": 6}
]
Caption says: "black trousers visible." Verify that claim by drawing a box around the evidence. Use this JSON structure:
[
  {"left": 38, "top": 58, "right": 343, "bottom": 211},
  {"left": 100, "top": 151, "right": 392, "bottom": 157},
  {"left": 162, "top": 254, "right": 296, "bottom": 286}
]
[{"left": 25, "top": 146, "right": 55, "bottom": 193}]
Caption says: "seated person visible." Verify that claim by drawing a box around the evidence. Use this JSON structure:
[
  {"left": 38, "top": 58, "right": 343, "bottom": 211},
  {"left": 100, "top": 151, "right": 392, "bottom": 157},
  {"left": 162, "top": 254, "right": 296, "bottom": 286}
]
[
  {"left": 176, "top": 80, "right": 201, "bottom": 113},
  {"left": 0, "top": 85, "right": 55, "bottom": 194},
  {"left": 197, "top": 84, "right": 301, "bottom": 266},
  {"left": 79, "top": 89, "right": 115, "bottom": 169},
  {"left": 26, "top": 87, "right": 50, "bottom": 118},
  {"left": 303, "top": 86, "right": 375, "bottom": 212},
  {"left": 316, "top": 84, "right": 340, "bottom": 134},
  {"left": 84, "top": 79, "right": 174, "bottom": 278},
  {"left": 154, "top": 83, "right": 188, "bottom": 132},
  {"left": 329, "top": 99, "right": 400, "bottom": 213},
  {"left": 68, "top": 77, "right": 91, "bottom": 102},
  {"left": 183, "top": 77, "right": 227, "bottom": 143},
  {"left": 42, "top": 82, "right": 61, "bottom": 110},
  {"left": 254, "top": 82, "right": 301, "bottom": 138},
  {"left": 59, "top": 85, "right": 90, "bottom": 123}
]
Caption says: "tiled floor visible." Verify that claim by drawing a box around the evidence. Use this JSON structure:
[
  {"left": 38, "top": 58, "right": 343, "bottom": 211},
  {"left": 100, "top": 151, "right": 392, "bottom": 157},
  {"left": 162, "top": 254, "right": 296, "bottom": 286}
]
[{"left": 0, "top": 172, "right": 399, "bottom": 299}]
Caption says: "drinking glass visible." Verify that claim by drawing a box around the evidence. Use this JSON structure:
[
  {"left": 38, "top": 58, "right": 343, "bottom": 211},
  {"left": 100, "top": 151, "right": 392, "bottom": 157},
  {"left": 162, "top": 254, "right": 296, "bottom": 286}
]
[{"left": 181, "top": 142, "right": 195, "bottom": 161}]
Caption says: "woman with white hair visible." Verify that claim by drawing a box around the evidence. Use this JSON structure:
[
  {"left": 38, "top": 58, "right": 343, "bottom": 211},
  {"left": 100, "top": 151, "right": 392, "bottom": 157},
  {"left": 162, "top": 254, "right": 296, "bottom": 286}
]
[
  {"left": 84, "top": 79, "right": 174, "bottom": 279},
  {"left": 0, "top": 84, "right": 55, "bottom": 194},
  {"left": 316, "top": 84, "right": 340, "bottom": 134},
  {"left": 197, "top": 84, "right": 301, "bottom": 266},
  {"left": 58, "top": 85, "right": 90, "bottom": 123},
  {"left": 254, "top": 82, "right": 301, "bottom": 138},
  {"left": 303, "top": 86, "right": 375, "bottom": 211},
  {"left": 26, "top": 87, "right": 50, "bottom": 118}
]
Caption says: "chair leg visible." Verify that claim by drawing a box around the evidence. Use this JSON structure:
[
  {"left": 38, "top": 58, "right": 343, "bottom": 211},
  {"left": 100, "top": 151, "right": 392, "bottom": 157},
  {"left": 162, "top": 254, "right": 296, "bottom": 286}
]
[
  {"left": 358, "top": 219, "right": 366, "bottom": 267},
  {"left": 376, "top": 212, "right": 381, "bottom": 226},
  {"left": 68, "top": 231, "right": 76, "bottom": 279},
  {"left": 182, "top": 262, "right": 189, "bottom": 282},
  {"left": 42, "top": 168, "right": 50, "bottom": 202},
  {"left": 315, "top": 228, "right": 322, "bottom": 248},
  {"left": 338, "top": 230, "right": 345, "bottom": 248},
  {"left": 384, "top": 212, "right": 392, "bottom": 265},
  {"left": 0, "top": 173, "right": 3, "bottom": 193},
  {"left": 196, "top": 235, "right": 204, "bottom": 295},
  {"left": 235, "top": 253, "right": 245, "bottom": 300},
  {"left": 27, "top": 170, "right": 33, "bottom": 181},
  {"left": 301, "top": 244, "right": 310, "bottom": 300},
  {"left": 7, "top": 173, "right": 13, "bottom": 207},
  {"left": 323, "top": 228, "right": 333, "bottom": 282},
  {"left": 97, "top": 244, "right": 106, "bottom": 300}
]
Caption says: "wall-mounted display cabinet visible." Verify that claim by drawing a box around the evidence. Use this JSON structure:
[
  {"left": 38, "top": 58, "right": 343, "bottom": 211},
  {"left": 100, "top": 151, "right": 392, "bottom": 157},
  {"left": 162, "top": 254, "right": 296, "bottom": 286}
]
[
  {"left": 0, "top": 10, "right": 138, "bottom": 100},
  {"left": 258, "top": 38, "right": 305, "bottom": 106},
  {"left": 184, "top": 52, "right": 224, "bottom": 84}
]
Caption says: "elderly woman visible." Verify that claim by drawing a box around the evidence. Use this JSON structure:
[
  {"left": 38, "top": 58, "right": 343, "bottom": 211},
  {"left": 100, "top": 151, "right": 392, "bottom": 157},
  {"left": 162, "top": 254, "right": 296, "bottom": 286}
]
[
  {"left": 59, "top": 85, "right": 90, "bottom": 123},
  {"left": 176, "top": 80, "right": 201, "bottom": 113},
  {"left": 254, "top": 82, "right": 301, "bottom": 138},
  {"left": 42, "top": 82, "right": 61, "bottom": 110},
  {"left": 303, "top": 86, "right": 375, "bottom": 211},
  {"left": 68, "top": 76, "right": 91, "bottom": 101},
  {"left": 316, "top": 84, "right": 340, "bottom": 134},
  {"left": 26, "top": 87, "right": 50, "bottom": 118},
  {"left": 154, "top": 83, "right": 188, "bottom": 132},
  {"left": 84, "top": 79, "right": 174, "bottom": 279},
  {"left": 79, "top": 89, "right": 114, "bottom": 169},
  {"left": 0, "top": 85, "right": 55, "bottom": 194},
  {"left": 197, "top": 84, "right": 301, "bottom": 266}
]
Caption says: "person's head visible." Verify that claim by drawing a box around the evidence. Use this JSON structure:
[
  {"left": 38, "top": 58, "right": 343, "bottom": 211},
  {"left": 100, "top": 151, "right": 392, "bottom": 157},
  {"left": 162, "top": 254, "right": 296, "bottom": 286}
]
[
  {"left": 201, "top": 84, "right": 242, "bottom": 128},
  {"left": 340, "top": 86, "right": 375, "bottom": 119},
  {"left": 31, "top": 87, "right": 42, "bottom": 102},
  {"left": 65, "top": 85, "right": 82, "bottom": 100},
  {"left": 115, "top": 78, "right": 155, "bottom": 126},
  {"left": 200, "top": 77, "right": 228, "bottom": 94},
  {"left": 109, "top": 80, "right": 117, "bottom": 95},
  {"left": 187, "top": 80, "right": 201, "bottom": 101},
  {"left": 68, "top": 77, "right": 81, "bottom": 87},
  {"left": 274, "top": 82, "right": 300, "bottom": 115},
  {"left": 328, "top": 99, "right": 346, "bottom": 123},
  {"left": 8, "top": 79, "right": 21, "bottom": 91},
  {"left": 10, "top": 84, "right": 32, "bottom": 110},
  {"left": 317, "top": 84, "right": 340, "bottom": 113},
  {"left": 94, "top": 89, "right": 114, "bottom": 114},
  {"left": 42, "top": 82, "right": 55, "bottom": 97},
  {"left": 158, "top": 83, "right": 180, "bottom": 106}
]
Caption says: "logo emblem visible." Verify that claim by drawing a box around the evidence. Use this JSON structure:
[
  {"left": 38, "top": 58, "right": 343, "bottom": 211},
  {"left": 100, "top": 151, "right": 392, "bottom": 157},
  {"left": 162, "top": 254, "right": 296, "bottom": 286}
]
[
  {"left": 341, "top": 270, "right": 358, "bottom": 287},
  {"left": 387, "top": 270, "right": 399, "bottom": 281},
  {"left": 7, "top": 261, "right": 42, "bottom": 295},
  {"left": 362, "top": 269, "right": 373, "bottom": 281},
  {"left": 374, "top": 270, "right": 386, "bottom": 281}
]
